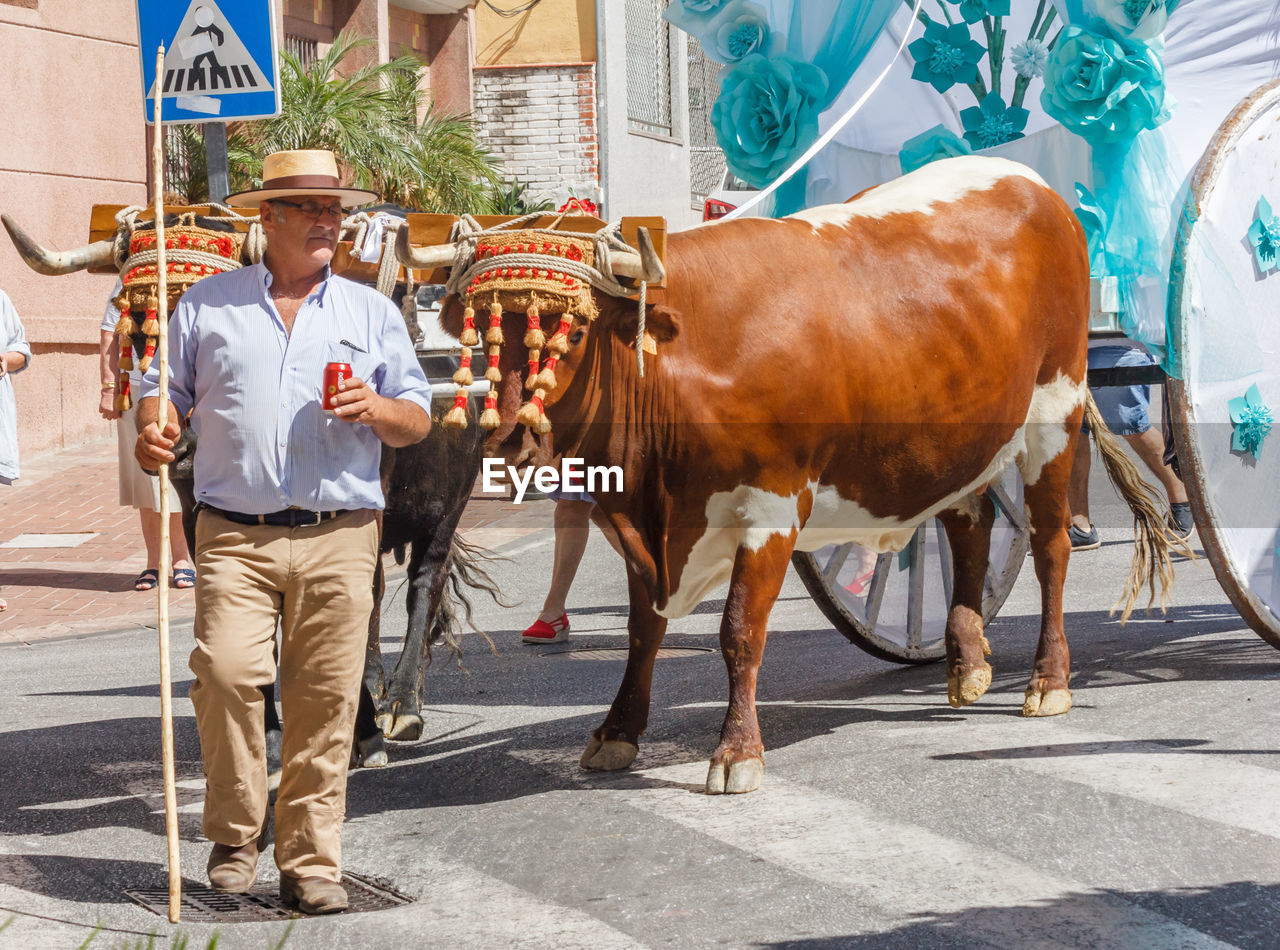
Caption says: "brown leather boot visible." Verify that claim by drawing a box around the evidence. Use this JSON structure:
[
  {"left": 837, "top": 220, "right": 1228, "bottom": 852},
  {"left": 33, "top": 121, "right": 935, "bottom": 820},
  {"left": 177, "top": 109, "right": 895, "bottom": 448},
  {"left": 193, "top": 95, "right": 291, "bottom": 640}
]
[
  {"left": 206, "top": 839, "right": 261, "bottom": 893},
  {"left": 279, "top": 874, "right": 348, "bottom": 915}
]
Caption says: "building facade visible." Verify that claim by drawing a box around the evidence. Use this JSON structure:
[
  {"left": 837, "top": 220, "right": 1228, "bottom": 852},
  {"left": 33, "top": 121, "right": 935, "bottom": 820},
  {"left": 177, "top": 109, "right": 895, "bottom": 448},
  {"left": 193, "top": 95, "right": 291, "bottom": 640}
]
[
  {"left": 473, "top": 0, "right": 718, "bottom": 226},
  {"left": 0, "top": 0, "right": 471, "bottom": 462}
]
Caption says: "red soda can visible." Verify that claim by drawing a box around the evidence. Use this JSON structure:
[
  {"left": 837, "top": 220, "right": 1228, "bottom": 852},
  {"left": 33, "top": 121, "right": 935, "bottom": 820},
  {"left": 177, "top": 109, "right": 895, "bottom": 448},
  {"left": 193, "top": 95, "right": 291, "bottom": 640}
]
[{"left": 323, "top": 362, "right": 351, "bottom": 413}]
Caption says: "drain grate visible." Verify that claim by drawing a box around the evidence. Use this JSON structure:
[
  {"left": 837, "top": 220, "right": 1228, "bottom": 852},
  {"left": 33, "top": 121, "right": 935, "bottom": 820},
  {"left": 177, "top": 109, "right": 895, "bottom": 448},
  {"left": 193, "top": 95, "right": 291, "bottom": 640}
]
[
  {"left": 547, "top": 647, "right": 716, "bottom": 660},
  {"left": 125, "top": 872, "right": 411, "bottom": 921}
]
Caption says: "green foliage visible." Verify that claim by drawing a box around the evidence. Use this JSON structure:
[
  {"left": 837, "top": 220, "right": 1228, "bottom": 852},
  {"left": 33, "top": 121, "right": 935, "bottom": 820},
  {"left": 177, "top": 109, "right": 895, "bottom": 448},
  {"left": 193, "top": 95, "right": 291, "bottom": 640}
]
[
  {"left": 167, "top": 32, "right": 500, "bottom": 213},
  {"left": 484, "top": 178, "right": 555, "bottom": 216}
]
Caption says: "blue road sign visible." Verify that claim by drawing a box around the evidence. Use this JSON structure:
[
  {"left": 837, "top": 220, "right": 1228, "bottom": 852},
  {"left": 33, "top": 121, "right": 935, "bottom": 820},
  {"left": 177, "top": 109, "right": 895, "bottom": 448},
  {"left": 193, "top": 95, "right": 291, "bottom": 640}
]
[{"left": 136, "top": 0, "right": 280, "bottom": 125}]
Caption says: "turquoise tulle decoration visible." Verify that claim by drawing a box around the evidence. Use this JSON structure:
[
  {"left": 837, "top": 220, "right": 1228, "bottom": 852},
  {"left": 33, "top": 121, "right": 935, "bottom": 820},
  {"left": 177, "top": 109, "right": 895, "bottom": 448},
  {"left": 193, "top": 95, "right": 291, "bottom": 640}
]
[{"left": 899, "top": 126, "right": 972, "bottom": 174}]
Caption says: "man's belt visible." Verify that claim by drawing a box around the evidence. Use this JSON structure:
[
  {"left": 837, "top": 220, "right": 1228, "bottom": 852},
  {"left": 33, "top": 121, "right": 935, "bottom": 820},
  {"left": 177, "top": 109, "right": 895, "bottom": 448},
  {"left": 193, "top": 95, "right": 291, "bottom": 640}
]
[{"left": 198, "top": 504, "right": 349, "bottom": 528}]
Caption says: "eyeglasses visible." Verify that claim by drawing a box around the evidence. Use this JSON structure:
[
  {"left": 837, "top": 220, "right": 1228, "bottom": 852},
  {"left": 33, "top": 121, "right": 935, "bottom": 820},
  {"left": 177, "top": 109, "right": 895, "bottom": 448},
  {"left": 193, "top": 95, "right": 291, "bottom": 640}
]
[{"left": 271, "top": 199, "right": 345, "bottom": 221}]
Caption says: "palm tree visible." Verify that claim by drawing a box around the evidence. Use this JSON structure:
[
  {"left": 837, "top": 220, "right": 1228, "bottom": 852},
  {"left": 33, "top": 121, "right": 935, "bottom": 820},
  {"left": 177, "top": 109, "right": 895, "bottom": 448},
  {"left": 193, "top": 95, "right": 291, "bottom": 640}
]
[{"left": 167, "top": 32, "right": 501, "bottom": 213}]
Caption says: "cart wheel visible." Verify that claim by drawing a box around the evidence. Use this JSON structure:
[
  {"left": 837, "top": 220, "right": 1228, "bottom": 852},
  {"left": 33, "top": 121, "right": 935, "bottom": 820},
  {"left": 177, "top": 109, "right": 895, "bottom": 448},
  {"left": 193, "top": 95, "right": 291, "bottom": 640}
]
[
  {"left": 792, "top": 471, "right": 1030, "bottom": 663},
  {"left": 1167, "top": 78, "right": 1280, "bottom": 650}
]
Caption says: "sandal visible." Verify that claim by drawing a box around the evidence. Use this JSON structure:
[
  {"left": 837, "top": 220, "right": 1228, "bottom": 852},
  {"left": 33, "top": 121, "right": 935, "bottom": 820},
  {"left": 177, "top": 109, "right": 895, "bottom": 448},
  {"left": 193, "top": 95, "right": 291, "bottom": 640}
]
[
  {"left": 134, "top": 569, "right": 160, "bottom": 591},
  {"left": 173, "top": 568, "right": 197, "bottom": 589}
]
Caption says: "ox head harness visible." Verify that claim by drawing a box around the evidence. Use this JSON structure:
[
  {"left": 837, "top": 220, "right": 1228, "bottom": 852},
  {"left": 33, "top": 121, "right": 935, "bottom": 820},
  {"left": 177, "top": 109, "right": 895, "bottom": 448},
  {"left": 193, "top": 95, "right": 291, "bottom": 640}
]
[
  {"left": 438, "top": 213, "right": 650, "bottom": 434},
  {"left": 108, "top": 205, "right": 264, "bottom": 411}
]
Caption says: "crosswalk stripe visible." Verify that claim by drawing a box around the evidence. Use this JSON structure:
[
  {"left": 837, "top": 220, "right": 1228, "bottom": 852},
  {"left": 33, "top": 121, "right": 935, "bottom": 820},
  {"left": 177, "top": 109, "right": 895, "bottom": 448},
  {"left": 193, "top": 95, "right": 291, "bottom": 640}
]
[
  {"left": 873, "top": 718, "right": 1280, "bottom": 841},
  {"left": 617, "top": 763, "right": 1234, "bottom": 949}
]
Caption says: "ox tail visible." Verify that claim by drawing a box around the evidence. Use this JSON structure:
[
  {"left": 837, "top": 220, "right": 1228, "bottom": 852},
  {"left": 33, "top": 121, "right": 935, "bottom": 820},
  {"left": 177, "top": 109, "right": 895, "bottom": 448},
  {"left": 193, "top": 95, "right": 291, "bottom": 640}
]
[
  {"left": 426, "top": 536, "right": 510, "bottom": 667},
  {"left": 1083, "top": 390, "right": 1194, "bottom": 622}
]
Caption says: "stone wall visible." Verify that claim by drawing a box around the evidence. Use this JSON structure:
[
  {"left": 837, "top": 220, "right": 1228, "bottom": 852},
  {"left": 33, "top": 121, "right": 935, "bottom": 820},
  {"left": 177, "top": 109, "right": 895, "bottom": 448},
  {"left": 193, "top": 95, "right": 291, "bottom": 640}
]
[{"left": 473, "top": 64, "right": 599, "bottom": 207}]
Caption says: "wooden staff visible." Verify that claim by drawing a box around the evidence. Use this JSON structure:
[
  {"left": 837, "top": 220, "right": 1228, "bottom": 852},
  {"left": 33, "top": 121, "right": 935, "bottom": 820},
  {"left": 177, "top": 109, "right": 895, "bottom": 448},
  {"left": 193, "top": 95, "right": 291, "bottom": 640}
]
[{"left": 152, "top": 43, "right": 182, "bottom": 924}]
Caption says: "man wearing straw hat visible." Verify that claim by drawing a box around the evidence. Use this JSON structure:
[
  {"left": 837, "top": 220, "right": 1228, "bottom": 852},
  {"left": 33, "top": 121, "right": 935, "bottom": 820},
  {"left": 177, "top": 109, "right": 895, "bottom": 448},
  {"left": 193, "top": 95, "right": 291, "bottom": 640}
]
[{"left": 135, "top": 149, "right": 433, "bottom": 914}]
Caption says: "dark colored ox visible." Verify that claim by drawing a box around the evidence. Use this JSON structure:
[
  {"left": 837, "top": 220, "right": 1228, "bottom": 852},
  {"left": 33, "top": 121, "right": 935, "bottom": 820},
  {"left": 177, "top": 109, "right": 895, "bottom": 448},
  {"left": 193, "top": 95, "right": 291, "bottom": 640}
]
[
  {"left": 409, "top": 156, "right": 1180, "bottom": 794},
  {"left": 1, "top": 211, "right": 497, "bottom": 772}
]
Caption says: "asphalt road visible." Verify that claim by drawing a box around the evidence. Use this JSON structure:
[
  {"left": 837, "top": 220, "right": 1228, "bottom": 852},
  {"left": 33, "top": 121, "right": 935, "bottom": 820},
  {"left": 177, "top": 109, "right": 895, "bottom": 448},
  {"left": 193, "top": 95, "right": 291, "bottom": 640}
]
[{"left": 2, "top": 472, "right": 1279, "bottom": 949}]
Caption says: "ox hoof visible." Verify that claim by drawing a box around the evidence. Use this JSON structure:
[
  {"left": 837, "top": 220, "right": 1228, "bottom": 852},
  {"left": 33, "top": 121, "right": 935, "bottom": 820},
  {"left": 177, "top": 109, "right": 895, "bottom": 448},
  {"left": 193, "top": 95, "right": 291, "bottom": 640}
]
[
  {"left": 352, "top": 734, "right": 389, "bottom": 769},
  {"left": 374, "top": 712, "right": 393, "bottom": 736},
  {"left": 1022, "top": 686, "right": 1073, "bottom": 718},
  {"left": 387, "top": 713, "right": 423, "bottom": 742},
  {"left": 981, "top": 634, "right": 992, "bottom": 658},
  {"left": 706, "top": 757, "right": 764, "bottom": 795},
  {"left": 579, "top": 737, "right": 639, "bottom": 772},
  {"left": 947, "top": 665, "right": 993, "bottom": 708}
]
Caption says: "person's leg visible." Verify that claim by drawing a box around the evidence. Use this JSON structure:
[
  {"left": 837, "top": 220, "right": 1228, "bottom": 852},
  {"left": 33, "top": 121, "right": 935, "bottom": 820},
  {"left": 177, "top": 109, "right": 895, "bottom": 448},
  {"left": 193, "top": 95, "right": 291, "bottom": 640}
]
[
  {"left": 275, "top": 509, "right": 378, "bottom": 897},
  {"left": 169, "top": 510, "right": 195, "bottom": 585},
  {"left": 1123, "top": 426, "right": 1188, "bottom": 505},
  {"left": 135, "top": 507, "right": 162, "bottom": 589},
  {"left": 189, "top": 511, "right": 288, "bottom": 885},
  {"left": 538, "top": 499, "right": 593, "bottom": 623}
]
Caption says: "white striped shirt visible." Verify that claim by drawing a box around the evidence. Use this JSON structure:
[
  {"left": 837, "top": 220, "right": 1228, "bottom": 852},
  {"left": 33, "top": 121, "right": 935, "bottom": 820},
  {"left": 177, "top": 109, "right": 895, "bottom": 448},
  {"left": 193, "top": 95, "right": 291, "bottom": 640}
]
[{"left": 141, "top": 262, "right": 432, "bottom": 513}]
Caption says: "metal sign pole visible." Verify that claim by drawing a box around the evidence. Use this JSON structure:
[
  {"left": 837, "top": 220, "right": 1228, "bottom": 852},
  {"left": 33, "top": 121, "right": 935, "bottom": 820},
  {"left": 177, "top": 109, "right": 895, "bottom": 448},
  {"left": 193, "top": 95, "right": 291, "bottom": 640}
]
[{"left": 204, "top": 121, "right": 229, "bottom": 205}]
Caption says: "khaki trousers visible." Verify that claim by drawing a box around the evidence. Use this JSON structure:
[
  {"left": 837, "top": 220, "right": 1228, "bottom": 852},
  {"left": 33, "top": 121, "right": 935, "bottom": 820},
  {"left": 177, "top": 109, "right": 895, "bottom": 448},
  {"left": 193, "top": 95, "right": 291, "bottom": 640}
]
[{"left": 191, "top": 507, "right": 378, "bottom": 882}]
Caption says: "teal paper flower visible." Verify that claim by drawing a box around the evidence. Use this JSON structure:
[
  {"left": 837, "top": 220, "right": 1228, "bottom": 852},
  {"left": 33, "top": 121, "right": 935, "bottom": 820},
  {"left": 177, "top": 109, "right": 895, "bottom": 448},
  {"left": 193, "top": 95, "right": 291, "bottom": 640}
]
[
  {"left": 1041, "top": 24, "right": 1170, "bottom": 145},
  {"left": 909, "top": 20, "right": 986, "bottom": 94},
  {"left": 899, "top": 125, "right": 973, "bottom": 174},
  {"left": 951, "top": 0, "right": 1011, "bottom": 25},
  {"left": 1073, "top": 183, "right": 1109, "bottom": 277},
  {"left": 960, "top": 94, "right": 1029, "bottom": 149},
  {"left": 1011, "top": 38, "right": 1050, "bottom": 79},
  {"left": 710, "top": 53, "right": 828, "bottom": 188},
  {"left": 663, "top": 0, "right": 733, "bottom": 36},
  {"left": 1097, "top": 0, "right": 1171, "bottom": 41},
  {"left": 1247, "top": 196, "right": 1280, "bottom": 273},
  {"left": 708, "top": 0, "right": 772, "bottom": 63},
  {"left": 1230, "top": 383, "right": 1273, "bottom": 458}
]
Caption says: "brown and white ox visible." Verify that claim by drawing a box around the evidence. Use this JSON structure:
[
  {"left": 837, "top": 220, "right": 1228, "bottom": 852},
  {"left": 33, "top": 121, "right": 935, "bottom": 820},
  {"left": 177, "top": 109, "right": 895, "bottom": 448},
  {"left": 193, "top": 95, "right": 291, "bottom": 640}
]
[{"left": 408, "top": 155, "right": 1177, "bottom": 795}]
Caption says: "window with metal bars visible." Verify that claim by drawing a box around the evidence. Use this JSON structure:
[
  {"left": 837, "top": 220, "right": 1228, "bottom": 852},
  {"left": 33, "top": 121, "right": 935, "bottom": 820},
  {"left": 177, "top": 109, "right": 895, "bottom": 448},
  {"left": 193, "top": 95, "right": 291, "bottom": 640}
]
[
  {"left": 285, "top": 33, "right": 318, "bottom": 67},
  {"left": 687, "top": 35, "right": 726, "bottom": 208},
  {"left": 625, "top": 0, "right": 675, "bottom": 138}
]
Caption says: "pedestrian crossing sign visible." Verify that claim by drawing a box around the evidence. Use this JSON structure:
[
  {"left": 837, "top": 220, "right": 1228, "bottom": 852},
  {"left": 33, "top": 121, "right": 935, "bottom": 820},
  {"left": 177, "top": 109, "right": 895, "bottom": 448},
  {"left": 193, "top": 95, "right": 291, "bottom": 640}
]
[{"left": 136, "top": 0, "right": 280, "bottom": 125}]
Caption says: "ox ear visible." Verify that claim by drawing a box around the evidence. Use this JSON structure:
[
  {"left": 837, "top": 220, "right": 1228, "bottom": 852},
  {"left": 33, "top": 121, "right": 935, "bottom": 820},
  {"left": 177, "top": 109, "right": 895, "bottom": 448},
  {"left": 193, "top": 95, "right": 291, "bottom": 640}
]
[{"left": 612, "top": 303, "right": 681, "bottom": 347}]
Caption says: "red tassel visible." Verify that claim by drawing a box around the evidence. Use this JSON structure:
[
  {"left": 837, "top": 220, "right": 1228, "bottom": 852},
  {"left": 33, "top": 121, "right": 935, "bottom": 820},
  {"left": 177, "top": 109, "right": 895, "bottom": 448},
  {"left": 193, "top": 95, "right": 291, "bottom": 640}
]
[
  {"left": 138, "top": 337, "right": 157, "bottom": 373},
  {"left": 441, "top": 389, "right": 469, "bottom": 429},
  {"left": 546, "top": 317, "right": 572, "bottom": 356},
  {"left": 523, "top": 304, "right": 545, "bottom": 349},
  {"left": 535, "top": 354, "right": 559, "bottom": 391},
  {"left": 525, "top": 347, "right": 542, "bottom": 391},
  {"left": 460, "top": 304, "right": 479, "bottom": 347},
  {"left": 485, "top": 305, "right": 504, "bottom": 346},
  {"left": 485, "top": 344, "right": 502, "bottom": 384},
  {"left": 517, "top": 391, "right": 551, "bottom": 434},
  {"left": 479, "top": 385, "right": 502, "bottom": 429},
  {"left": 453, "top": 347, "right": 474, "bottom": 387}
]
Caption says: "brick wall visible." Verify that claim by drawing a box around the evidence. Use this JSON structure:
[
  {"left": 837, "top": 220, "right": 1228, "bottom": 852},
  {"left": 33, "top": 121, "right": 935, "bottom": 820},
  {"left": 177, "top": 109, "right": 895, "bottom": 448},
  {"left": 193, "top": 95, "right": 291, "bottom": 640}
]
[{"left": 473, "top": 63, "right": 598, "bottom": 206}]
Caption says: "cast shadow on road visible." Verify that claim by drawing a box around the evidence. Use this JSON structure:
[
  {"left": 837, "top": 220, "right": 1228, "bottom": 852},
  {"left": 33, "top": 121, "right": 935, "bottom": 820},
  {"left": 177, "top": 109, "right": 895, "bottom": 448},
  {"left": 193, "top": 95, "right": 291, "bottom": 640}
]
[
  {"left": 0, "top": 569, "right": 141, "bottom": 593},
  {"left": 756, "top": 879, "right": 1280, "bottom": 950}
]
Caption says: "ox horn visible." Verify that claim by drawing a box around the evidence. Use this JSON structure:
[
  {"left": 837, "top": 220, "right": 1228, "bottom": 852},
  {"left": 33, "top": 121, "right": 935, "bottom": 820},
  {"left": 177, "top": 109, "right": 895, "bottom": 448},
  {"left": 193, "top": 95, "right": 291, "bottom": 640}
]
[
  {"left": 610, "top": 227, "right": 665, "bottom": 284},
  {"left": 394, "top": 226, "right": 458, "bottom": 271},
  {"left": 2, "top": 213, "right": 116, "bottom": 276}
]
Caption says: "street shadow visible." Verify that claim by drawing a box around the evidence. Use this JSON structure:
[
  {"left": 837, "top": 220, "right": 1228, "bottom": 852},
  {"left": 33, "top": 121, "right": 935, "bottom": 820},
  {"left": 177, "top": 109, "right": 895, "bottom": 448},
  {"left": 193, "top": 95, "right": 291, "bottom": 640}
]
[
  {"left": 756, "top": 879, "right": 1280, "bottom": 950},
  {"left": 0, "top": 854, "right": 168, "bottom": 906},
  {"left": 0, "top": 569, "right": 145, "bottom": 593}
]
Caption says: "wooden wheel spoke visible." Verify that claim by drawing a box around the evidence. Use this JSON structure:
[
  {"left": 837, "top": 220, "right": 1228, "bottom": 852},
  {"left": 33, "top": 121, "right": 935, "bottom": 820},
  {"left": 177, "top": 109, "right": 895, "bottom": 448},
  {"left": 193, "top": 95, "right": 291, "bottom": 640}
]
[
  {"left": 935, "top": 519, "right": 954, "bottom": 609},
  {"left": 821, "top": 542, "right": 853, "bottom": 583},
  {"left": 863, "top": 553, "right": 894, "bottom": 630},
  {"left": 906, "top": 525, "right": 927, "bottom": 651},
  {"left": 988, "top": 481, "right": 1026, "bottom": 533}
]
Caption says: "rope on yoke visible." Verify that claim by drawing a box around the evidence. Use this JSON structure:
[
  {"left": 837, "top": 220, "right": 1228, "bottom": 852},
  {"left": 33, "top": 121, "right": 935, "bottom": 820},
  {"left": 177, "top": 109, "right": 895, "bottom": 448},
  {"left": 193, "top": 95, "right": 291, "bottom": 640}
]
[{"left": 436, "top": 213, "right": 652, "bottom": 432}]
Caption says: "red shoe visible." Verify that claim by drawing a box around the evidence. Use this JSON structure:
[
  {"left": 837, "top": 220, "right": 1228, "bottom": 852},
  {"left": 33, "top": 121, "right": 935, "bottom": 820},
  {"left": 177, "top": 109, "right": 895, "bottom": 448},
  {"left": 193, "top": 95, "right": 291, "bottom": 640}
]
[{"left": 522, "top": 613, "right": 569, "bottom": 644}]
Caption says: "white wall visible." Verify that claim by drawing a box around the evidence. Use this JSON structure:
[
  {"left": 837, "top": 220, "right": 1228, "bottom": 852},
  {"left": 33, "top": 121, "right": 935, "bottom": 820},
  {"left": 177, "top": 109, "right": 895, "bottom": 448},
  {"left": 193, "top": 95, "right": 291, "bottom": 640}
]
[{"left": 597, "top": 5, "right": 700, "bottom": 230}]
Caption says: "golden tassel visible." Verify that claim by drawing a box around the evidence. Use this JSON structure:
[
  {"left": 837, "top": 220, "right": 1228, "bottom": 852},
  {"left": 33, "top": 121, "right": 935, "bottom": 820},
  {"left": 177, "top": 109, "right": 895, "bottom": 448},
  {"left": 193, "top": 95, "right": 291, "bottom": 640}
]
[
  {"left": 460, "top": 301, "right": 479, "bottom": 347},
  {"left": 485, "top": 344, "right": 502, "bottom": 384},
  {"left": 452, "top": 347, "right": 474, "bottom": 387},
  {"left": 485, "top": 297, "right": 504, "bottom": 346},
  {"left": 479, "top": 384, "right": 502, "bottom": 430},
  {"left": 441, "top": 389, "right": 470, "bottom": 429}
]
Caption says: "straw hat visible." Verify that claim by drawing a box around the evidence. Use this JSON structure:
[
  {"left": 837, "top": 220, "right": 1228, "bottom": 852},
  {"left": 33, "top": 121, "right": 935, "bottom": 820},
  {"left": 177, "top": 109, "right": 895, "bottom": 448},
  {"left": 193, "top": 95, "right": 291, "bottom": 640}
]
[{"left": 224, "top": 149, "right": 378, "bottom": 208}]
